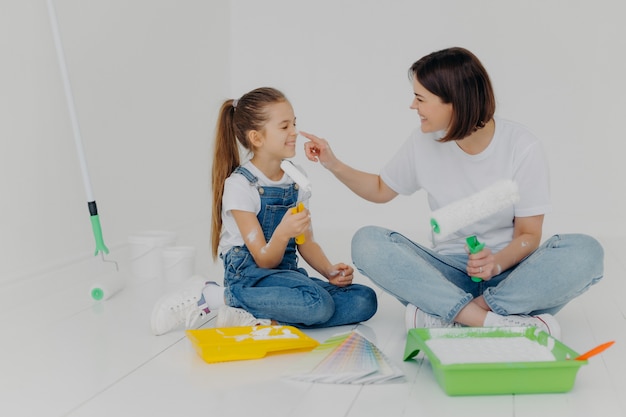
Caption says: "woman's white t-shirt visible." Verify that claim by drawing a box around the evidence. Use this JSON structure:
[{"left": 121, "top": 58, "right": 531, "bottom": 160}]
[{"left": 380, "top": 116, "right": 551, "bottom": 254}]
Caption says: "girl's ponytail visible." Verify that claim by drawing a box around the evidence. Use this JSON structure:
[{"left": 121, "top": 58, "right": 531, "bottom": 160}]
[{"left": 211, "top": 100, "right": 237, "bottom": 259}]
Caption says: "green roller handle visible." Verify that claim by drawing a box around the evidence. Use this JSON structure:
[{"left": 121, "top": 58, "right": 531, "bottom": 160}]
[
  {"left": 90, "top": 214, "right": 109, "bottom": 255},
  {"left": 48, "top": 0, "right": 110, "bottom": 259},
  {"left": 430, "top": 218, "right": 440, "bottom": 234},
  {"left": 466, "top": 235, "right": 484, "bottom": 282}
]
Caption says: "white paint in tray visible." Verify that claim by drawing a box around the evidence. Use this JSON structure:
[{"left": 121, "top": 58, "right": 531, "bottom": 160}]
[{"left": 425, "top": 336, "right": 556, "bottom": 364}]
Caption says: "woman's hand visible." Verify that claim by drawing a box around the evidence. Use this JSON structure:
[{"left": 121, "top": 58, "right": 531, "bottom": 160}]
[
  {"left": 327, "top": 263, "right": 354, "bottom": 287},
  {"left": 467, "top": 215, "right": 543, "bottom": 281},
  {"left": 300, "top": 131, "right": 339, "bottom": 170},
  {"left": 300, "top": 130, "right": 398, "bottom": 204},
  {"left": 466, "top": 246, "right": 497, "bottom": 281}
]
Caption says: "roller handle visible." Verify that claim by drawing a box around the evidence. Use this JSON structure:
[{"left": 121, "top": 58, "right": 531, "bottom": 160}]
[
  {"left": 430, "top": 218, "right": 440, "bottom": 234},
  {"left": 292, "top": 202, "right": 305, "bottom": 244},
  {"left": 89, "top": 201, "right": 109, "bottom": 255},
  {"left": 466, "top": 235, "right": 485, "bottom": 282}
]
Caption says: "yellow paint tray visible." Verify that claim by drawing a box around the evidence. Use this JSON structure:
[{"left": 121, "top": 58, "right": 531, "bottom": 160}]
[{"left": 186, "top": 325, "right": 319, "bottom": 363}]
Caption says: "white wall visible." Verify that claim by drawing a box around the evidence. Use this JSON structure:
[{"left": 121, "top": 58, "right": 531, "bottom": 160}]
[
  {"left": 229, "top": 0, "right": 626, "bottom": 246},
  {"left": 2, "top": 0, "right": 624, "bottom": 295},
  {"left": 1, "top": 0, "right": 229, "bottom": 286}
]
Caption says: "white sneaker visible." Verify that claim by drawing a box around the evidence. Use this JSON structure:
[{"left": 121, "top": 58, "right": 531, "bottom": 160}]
[
  {"left": 216, "top": 306, "right": 271, "bottom": 328},
  {"left": 486, "top": 313, "right": 561, "bottom": 339},
  {"left": 405, "top": 303, "right": 461, "bottom": 331},
  {"left": 150, "top": 277, "right": 213, "bottom": 336}
]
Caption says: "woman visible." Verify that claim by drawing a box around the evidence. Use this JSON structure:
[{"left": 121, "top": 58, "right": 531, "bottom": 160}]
[{"left": 301, "top": 47, "right": 603, "bottom": 338}]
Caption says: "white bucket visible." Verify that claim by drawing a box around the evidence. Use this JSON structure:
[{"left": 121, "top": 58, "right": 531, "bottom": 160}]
[
  {"left": 128, "top": 230, "right": 177, "bottom": 282},
  {"left": 161, "top": 246, "right": 196, "bottom": 283}
]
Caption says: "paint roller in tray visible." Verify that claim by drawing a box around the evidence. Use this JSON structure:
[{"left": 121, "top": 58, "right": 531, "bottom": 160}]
[
  {"left": 280, "top": 160, "right": 311, "bottom": 244},
  {"left": 430, "top": 180, "right": 520, "bottom": 282}
]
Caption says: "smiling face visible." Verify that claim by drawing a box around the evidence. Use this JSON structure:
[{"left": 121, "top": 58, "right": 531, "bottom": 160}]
[
  {"left": 410, "top": 76, "right": 453, "bottom": 134},
  {"left": 252, "top": 100, "right": 298, "bottom": 159}
]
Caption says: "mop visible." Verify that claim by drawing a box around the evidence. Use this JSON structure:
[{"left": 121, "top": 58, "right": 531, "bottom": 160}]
[
  {"left": 47, "top": 0, "right": 123, "bottom": 300},
  {"left": 429, "top": 180, "right": 520, "bottom": 281}
]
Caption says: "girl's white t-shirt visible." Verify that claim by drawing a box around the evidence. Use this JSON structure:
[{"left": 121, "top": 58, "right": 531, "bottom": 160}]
[
  {"left": 380, "top": 116, "right": 551, "bottom": 254},
  {"left": 219, "top": 160, "right": 311, "bottom": 256}
]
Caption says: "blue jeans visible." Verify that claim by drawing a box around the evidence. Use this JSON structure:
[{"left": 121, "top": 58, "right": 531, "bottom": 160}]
[
  {"left": 222, "top": 246, "right": 377, "bottom": 328},
  {"left": 351, "top": 225, "right": 603, "bottom": 322},
  {"left": 221, "top": 165, "right": 377, "bottom": 328}
]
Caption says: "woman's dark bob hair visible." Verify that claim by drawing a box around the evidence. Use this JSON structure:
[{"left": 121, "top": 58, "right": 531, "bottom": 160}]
[{"left": 409, "top": 47, "right": 496, "bottom": 142}]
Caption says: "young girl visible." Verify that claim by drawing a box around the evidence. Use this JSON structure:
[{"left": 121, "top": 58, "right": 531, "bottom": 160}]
[
  {"left": 301, "top": 47, "right": 604, "bottom": 339},
  {"left": 151, "top": 87, "right": 377, "bottom": 335}
]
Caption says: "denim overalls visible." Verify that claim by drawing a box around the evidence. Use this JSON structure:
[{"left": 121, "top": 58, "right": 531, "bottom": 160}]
[{"left": 221, "top": 166, "right": 377, "bottom": 328}]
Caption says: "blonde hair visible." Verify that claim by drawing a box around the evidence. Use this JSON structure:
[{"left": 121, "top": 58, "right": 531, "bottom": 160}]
[{"left": 211, "top": 87, "right": 287, "bottom": 259}]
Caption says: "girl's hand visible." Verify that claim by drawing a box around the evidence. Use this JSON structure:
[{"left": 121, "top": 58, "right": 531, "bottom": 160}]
[
  {"left": 276, "top": 206, "right": 311, "bottom": 240},
  {"left": 327, "top": 263, "right": 354, "bottom": 287},
  {"left": 466, "top": 245, "right": 497, "bottom": 281},
  {"left": 300, "top": 131, "right": 339, "bottom": 170}
]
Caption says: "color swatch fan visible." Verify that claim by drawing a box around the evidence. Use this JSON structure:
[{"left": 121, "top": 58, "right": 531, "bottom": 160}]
[{"left": 286, "top": 331, "right": 404, "bottom": 384}]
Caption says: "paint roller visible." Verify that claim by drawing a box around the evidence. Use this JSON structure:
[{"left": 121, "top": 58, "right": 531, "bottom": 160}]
[
  {"left": 47, "top": 0, "right": 122, "bottom": 300},
  {"left": 430, "top": 180, "right": 520, "bottom": 281},
  {"left": 280, "top": 160, "right": 311, "bottom": 244}
]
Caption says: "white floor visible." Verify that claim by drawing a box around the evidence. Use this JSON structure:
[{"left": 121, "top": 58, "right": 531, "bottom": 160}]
[{"left": 1, "top": 234, "right": 624, "bottom": 417}]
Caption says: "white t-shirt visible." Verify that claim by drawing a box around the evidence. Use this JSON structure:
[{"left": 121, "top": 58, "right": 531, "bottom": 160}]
[
  {"left": 219, "top": 160, "right": 312, "bottom": 256},
  {"left": 380, "top": 116, "right": 551, "bottom": 254}
]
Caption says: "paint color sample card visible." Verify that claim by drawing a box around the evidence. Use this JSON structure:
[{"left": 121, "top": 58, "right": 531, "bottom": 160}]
[{"left": 286, "top": 331, "right": 404, "bottom": 384}]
